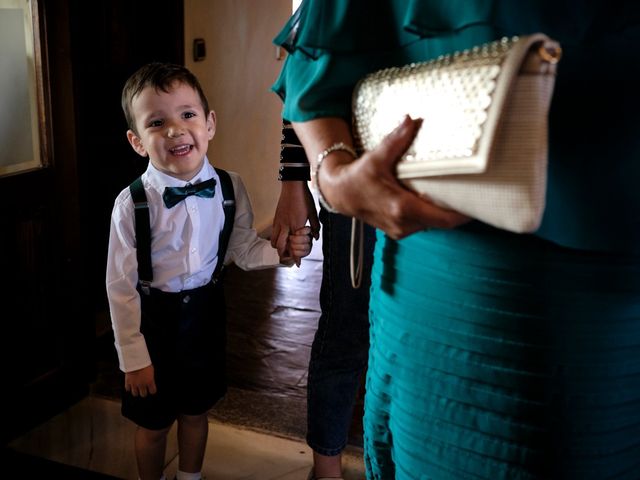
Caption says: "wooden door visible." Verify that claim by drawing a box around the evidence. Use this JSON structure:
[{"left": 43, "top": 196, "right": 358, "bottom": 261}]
[{"left": 1, "top": 0, "right": 90, "bottom": 443}]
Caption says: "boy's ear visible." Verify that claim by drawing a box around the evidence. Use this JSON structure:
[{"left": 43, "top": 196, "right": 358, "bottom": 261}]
[
  {"left": 207, "top": 110, "right": 216, "bottom": 140},
  {"left": 126, "top": 130, "right": 148, "bottom": 157}
]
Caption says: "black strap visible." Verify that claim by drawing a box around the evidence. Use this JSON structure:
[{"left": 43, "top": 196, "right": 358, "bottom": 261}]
[
  {"left": 129, "top": 171, "right": 235, "bottom": 292},
  {"left": 212, "top": 167, "right": 236, "bottom": 284},
  {"left": 129, "top": 177, "right": 152, "bottom": 294}
]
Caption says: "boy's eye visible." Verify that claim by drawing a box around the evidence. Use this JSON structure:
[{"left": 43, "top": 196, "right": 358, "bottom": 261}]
[
  {"left": 148, "top": 119, "right": 163, "bottom": 128},
  {"left": 183, "top": 111, "right": 196, "bottom": 119}
]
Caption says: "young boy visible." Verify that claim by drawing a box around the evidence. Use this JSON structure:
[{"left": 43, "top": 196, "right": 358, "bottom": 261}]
[{"left": 106, "top": 62, "right": 312, "bottom": 480}]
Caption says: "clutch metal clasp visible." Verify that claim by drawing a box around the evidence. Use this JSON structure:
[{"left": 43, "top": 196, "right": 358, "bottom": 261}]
[{"left": 538, "top": 43, "right": 562, "bottom": 64}]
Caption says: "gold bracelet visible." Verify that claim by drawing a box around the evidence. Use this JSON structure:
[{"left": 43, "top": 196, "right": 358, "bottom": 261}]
[{"left": 315, "top": 142, "right": 357, "bottom": 213}]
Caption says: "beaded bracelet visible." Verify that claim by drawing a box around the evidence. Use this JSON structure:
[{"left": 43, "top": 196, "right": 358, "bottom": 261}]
[{"left": 315, "top": 142, "right": 357, "bottom": 213}]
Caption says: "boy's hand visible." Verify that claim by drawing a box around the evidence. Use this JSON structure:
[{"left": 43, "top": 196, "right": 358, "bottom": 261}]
[
  {"left": 124, "top": 364, "right": 157, "bottom": 397},
  {"left": 280, "top": 226, "right": 314, "bottom": 267}
]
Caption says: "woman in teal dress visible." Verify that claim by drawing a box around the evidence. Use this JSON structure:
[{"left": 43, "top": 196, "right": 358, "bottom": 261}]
[{"left": 272, "top": 1, "right": 640, "bottom": 478}]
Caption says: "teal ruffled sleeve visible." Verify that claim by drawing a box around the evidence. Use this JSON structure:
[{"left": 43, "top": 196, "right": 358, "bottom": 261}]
[
  {"left": 271, "top": 0, "right": 599, "bottom": 122},
  {"left": 271, "top": 0, "right": 423, "bottom": 122}
]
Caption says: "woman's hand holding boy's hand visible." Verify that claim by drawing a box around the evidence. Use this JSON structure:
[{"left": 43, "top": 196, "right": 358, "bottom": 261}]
[
  {"left": 271, "top": 181, "right": 320, "bottom": 267},
  {"left": 280, "top": 226, "right": 314, "bottom": 267}
]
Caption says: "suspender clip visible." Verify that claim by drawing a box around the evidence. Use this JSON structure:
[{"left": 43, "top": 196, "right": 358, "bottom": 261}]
[
  {"left": 139, "top": 280, "right": 151, "bottom": 295},
  {"left": 212, "top": 265, "right": 225, "bottom": 285}
]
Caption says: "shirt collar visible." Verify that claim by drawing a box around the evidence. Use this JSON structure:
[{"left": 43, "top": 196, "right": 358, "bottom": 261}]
[{"left": 145, "top": 157, "right": 216, "bottom": 192}]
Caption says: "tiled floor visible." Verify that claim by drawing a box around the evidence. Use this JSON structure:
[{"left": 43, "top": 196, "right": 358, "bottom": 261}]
[
  {"left": 9, "top": 395, "right": 365, "bottom": 479},
  {"left": 8, "top": 216, "right": 367, "bottom": 479}
]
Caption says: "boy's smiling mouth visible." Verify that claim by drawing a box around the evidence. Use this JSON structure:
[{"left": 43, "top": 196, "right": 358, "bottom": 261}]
[{"left": 169, "top": 144, "right": 193, "bottom": 156}]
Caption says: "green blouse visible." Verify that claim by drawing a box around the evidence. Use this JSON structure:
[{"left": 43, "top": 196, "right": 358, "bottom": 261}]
[{"left": 272, "top": 0, "right": 640, "bottom": 254}]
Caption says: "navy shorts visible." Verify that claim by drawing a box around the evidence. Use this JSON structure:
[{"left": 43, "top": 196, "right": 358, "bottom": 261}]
[{"left": 121, "top": 281, "right": 227, "bottom": 430}]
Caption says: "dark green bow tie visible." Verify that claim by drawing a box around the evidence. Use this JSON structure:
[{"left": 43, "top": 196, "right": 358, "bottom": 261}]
[{"left": 162, "top": 178, "right": 216, "bottom": 208}]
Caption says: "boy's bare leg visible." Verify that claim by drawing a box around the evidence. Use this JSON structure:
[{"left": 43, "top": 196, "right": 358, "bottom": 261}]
[
  {"left": 177, "top": 413, "right": 209, "bottom": 473},
  {"left": 135, "top": 425, "right": 171, "bottom": 480}
]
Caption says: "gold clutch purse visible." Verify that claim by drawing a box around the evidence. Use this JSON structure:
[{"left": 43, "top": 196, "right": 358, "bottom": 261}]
[{"left": 352, "top": 33, "right": 562, "bottom": 233}]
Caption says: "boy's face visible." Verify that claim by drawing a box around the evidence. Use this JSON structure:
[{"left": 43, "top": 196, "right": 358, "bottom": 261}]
[{"left": 126, "top": 80, "right": 215, "bottom": 181}]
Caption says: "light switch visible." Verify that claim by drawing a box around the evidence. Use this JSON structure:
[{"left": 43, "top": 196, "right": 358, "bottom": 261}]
[{"left": 193, "top": 38, "right": 206, "bottom": 62}]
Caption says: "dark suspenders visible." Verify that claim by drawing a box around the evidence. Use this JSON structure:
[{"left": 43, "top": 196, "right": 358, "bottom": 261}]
[
  {"left": 129, "top": 177, "right": 152, "bottom": 294},
  {"left": 128, "top": 168, "right": 236, "bottom": 295},
  {"left": 212, "top": 168, "right": 236, "bottom": 283}
]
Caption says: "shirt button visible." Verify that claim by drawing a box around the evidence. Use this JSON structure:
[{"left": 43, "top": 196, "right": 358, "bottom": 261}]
[
  {"left": 183, "top": 295, "right": 191, "bottom": 304},
  {"left": 191, "top": 247, "right": 197, "bottom": 253}
]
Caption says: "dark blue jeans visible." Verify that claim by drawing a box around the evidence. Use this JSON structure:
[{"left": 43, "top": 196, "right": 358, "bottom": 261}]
[{"left": 306, "top": 209, "right": 375, "bottom": 456}]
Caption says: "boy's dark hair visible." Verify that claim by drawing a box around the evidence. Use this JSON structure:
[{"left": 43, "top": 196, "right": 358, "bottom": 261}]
[{"left": 121, "top": 62, "right": 210, "bottom": 133}]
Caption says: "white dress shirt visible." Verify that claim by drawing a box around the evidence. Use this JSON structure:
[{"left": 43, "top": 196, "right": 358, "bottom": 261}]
[{"left": 106, "top": 159, "right": 282, "bottom": 372}]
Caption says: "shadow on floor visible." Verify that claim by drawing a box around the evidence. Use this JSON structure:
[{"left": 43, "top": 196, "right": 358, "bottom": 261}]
[
  {"left": 210, "top": 387, "right": 308, "bottom": 440},
  {"left": 1, "top": 448, "right": 122, "bottom": 479}
]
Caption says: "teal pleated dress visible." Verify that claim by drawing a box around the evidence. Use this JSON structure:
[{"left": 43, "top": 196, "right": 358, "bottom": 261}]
[
  {"left": 366, "top": 224, "right": 640, "bottom": 479},
  {"left": 272, "top": 1, "right": 640, "bottom": 478}
]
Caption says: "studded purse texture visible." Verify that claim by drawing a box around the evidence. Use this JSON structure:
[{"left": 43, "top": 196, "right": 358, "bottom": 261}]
[{"left": 352, "top": 33, "right": 562, "bottom": 233}]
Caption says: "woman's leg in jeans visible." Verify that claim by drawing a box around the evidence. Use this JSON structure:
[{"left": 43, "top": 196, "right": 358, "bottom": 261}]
[{"left": 307, "top": 210, "right": 375, "bottom": 476}]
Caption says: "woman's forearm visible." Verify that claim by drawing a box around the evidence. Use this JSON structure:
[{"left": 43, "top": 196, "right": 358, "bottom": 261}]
[{"left": 292, "top": 117, "right": 357, "bottom": 215}]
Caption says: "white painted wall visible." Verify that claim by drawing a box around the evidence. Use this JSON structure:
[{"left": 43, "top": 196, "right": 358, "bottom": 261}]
[{"left": 184, "top": 0, "right": 292, "bottom": 233}]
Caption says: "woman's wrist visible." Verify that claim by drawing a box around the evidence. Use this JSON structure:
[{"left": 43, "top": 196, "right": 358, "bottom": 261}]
[
  {"left": 314, "top": 142, "right": 357, "bottom": 213},
  {"left": 280, "top": 179, "right": 308, "bottom": 195}
]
